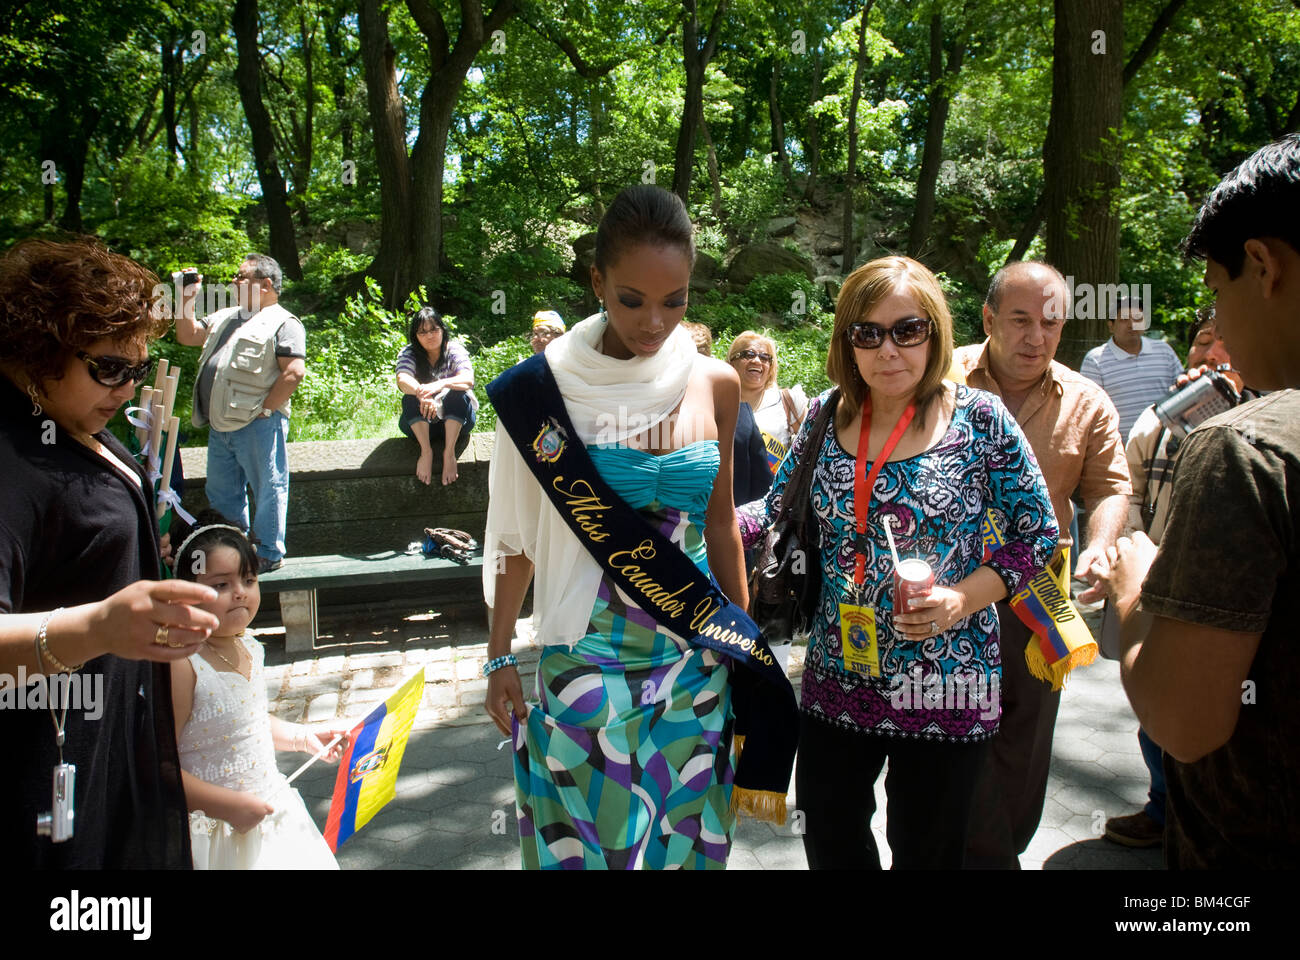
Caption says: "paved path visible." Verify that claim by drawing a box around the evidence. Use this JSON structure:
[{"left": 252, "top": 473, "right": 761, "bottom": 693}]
[{"left": 264, "top": 599, "right": 1163, "bottom": 870}]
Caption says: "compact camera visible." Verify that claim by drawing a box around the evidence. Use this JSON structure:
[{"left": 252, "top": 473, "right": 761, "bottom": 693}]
[
  {"left": 1152, "top": 365, "right": 1241, "bottom": 441},
  {"left": 36, "top": 763, "right": 75, "bottom": 843}
]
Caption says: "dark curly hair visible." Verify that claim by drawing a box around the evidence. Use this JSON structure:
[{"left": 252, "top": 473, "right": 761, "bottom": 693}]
[{"left": 0, "top": 236, "right": 168, "bottom": 389}]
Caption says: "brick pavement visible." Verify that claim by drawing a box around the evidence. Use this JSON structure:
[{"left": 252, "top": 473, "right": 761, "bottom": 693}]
[{"left": 267, "top": 600, "right": 1163, "bottom": 870}]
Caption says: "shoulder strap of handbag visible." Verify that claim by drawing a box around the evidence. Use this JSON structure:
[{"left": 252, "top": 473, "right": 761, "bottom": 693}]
[
  {"left": 486, "top": 353, "right": 789, "bottom": 688},
  {"left": 780, "top": 388, "right": 801, "bottom": 436},
  {"left": 774, "top": 389, "right": 839, "bottom": 538}
]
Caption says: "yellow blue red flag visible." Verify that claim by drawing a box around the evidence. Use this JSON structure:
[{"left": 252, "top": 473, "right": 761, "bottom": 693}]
[
  {"left": 981, "top": 510, "right": 1097, "bottom": 690},
  {"left": 323, "top": 667, "right": 424, "bottom": 852}
]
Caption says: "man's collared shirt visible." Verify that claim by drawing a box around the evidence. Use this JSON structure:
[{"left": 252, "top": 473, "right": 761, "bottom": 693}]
[
  {"left": 954, "top": 340, "right": 1131, "bottom": 557},
  {"left": 1079, "top": 336, "right": 1183, "bottom": 441}
]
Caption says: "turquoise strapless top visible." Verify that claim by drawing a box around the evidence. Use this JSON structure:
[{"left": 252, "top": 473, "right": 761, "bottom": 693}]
[{"left": 587, "top": 440, "right": 719, "bottom": 515}]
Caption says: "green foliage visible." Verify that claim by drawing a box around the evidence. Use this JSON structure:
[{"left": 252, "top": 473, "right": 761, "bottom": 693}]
[
  {"left": 468, "top": 337, "right": 533, "bottom": 434},
  {"left": 744, "top": 272, "right": 830, "bottom": 321},
  {"left": 720, "top": 155, "right": 792, "bottom": 241},
  {"left": 294, "top": 278, "right": 413, "bottom": 441}
]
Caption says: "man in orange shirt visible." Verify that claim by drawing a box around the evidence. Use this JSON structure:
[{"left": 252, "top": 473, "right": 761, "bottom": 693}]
[{"left": 955, "top": 261, "right": 1132, "bottom": 868}]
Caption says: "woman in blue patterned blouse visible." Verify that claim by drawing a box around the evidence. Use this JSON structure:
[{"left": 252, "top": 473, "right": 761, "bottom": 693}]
[{"left": 738, "top": 256, "right": 1057, "bottom": 868}]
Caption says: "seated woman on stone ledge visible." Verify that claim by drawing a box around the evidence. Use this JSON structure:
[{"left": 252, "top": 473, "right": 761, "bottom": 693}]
[{"left": 394, "top": 306, "right": 477, "bottom": 486}]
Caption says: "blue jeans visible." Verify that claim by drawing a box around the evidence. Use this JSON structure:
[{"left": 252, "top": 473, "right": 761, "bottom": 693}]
[
  {"left": 398, "top": 391, "right": 475, "bottom": 458},
  {"left": 1138, "top": 726, "right": 1167, "bottom": 824},
  {"left": 205, "top": 412, "right": 290, "bottom": 562}
]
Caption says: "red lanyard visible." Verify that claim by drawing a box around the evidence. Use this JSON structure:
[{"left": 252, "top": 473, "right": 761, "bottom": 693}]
[{"left": 853, "top": 396, "right": 916, "bottom": 587}]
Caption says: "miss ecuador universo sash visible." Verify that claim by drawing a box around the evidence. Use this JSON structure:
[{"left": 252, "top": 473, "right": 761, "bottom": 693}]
[
  {"left": 487, "top": 354, "right": 799, "bottom": 824},
  {"left": 981, "top": 510, "right": 1097, "bottom": 690}
]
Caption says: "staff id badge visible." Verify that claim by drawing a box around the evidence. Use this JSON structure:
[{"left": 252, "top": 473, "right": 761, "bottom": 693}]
[{"left": 839, "top": 602, "right": 880, "bottom": 677}]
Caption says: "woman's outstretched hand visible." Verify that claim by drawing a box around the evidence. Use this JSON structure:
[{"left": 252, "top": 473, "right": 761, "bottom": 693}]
[{"left": 93, "top": 579, "right": 220, "bottom": 661}]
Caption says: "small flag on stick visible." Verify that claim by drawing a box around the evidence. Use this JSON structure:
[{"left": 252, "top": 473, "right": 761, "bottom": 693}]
[{"left": 322, "top": 668, "right": 425, "bottom": 852}]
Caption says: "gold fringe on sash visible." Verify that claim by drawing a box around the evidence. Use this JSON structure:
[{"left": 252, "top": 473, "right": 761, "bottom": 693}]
[
  {"left": 730, "top": 787, "right": 789, "bottom": 825},
  {"left": 1024, "top": 638, "right": 1098, "bottom": 691}
]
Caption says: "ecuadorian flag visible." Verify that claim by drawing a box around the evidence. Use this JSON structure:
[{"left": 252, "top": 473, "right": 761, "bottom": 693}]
[
  {"left": 981, "top": 510, "right": 1097, "bottom": 690},
  {"left": 323, "top": 667, "right": 424, "bottom": 852}
]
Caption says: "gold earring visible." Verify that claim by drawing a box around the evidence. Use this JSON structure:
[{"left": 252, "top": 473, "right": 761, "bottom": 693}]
[{"left": 27, "top": 382, "right": 42, "bottom": 416}]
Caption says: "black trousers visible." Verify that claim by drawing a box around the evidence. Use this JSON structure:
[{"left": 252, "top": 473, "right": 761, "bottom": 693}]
[
  {"left": 963, "top": 603, "right": 1062, "bottom": 868},
  {"left": 796, "top": 713, "right": 991, "bottom": 869}
]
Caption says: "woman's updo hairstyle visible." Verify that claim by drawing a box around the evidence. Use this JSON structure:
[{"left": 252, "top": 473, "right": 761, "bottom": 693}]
[{"left": 593, "top": 185, "right": 696, "bottom": 274}]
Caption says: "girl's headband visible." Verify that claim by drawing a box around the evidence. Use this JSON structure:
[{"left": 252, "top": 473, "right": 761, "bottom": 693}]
[{"left": 174, "top": 524, "right": 247, "bottom": 574}]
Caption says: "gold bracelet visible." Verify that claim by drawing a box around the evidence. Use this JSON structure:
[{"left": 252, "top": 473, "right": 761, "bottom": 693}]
[{"left": 36, "top": 608, "right": 83, "bottom": 674}]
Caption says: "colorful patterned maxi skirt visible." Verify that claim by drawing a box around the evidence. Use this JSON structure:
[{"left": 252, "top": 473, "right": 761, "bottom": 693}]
[{"left": 512, "top": 577, "right": 737, "bottom": 869}]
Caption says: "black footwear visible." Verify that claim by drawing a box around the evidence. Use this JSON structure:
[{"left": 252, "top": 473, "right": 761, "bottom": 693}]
[
  {"left": 257, "top": 557, "right": 283, "bottom": 574},
  {"left": 1104, "top": 811, "right": 1164, "bottom": 848}
]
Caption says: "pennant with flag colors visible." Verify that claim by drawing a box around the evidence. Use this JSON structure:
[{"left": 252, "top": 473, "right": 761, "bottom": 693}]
[
  {"left": 323, "top": 668, "right": 424, "bottom": 852},
  {"left": 981, "top": 510, "right": 1097, "bottom": 690}
]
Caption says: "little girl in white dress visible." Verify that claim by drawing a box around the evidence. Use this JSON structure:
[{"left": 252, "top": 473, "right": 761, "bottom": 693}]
[{"left": 170, "top": 519, "right": 350, "bottom": 869}]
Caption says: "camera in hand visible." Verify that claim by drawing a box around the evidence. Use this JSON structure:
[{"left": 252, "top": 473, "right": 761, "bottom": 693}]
[
  {"left": 1153, "top": 365, "right": 1242, "bottom": 441},
  {"left": 181, "top": 270, "right": 199, "bottom": 287}
]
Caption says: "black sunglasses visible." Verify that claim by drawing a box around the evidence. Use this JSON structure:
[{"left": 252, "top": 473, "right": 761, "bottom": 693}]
[
  {"left": 76, "top": 350, "right": 155, "bottom": 388},
  {"left": 847, "top": 316, "right": 933, "bottom": 350},
  {"left": 731, "top": 348, "right": 773, "bottom": 364}
]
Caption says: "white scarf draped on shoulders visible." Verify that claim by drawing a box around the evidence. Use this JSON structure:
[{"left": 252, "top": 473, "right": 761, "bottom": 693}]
[{"left": 481, "top": 314, "right": 699, "bottom": 646}]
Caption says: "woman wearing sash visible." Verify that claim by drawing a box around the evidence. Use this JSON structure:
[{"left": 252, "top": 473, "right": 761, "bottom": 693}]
[
  {"left": 482, "top": 185, "right": 750, "bottom": 869},
  {"left": 737, "top": 257, "right": 1057, "bottom": 868}
]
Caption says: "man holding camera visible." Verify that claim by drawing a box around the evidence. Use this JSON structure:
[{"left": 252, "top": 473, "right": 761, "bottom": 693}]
[
  {"left": 1103, "top": 134, "right": 1300, "bottom": 868},
  {"left": 173, "top": 254, "right": 306, "bottom": 572},
  {"left": 1102, "top": 311, "right": 1249, "bottom": 849}
]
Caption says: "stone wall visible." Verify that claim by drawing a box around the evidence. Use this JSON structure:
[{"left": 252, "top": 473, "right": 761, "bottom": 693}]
[{"left": 179, "top": 433, "right": 494, "bottom": 558}]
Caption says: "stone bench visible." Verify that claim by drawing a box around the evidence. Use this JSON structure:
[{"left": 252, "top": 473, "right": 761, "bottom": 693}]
[
  {"left": 259, "top": 549, "right": 485, "bottom": 652},
  {"left": 178, "top": 433, "right": 496, "bottom": 641}
]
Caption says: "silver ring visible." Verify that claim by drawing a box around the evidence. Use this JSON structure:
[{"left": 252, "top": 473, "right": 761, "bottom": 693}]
[{"left": 930, "top": 620, "right": 938, "bottom": 634}]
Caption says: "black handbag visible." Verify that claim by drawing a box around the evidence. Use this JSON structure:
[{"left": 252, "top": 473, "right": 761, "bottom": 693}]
[{"left": 748, "top": 388, "right": 839, "bottom": 643}]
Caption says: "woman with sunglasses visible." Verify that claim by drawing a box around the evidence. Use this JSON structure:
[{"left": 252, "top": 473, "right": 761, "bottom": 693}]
[
  {"left": 0, "top": 238, "right": 221, "bottom": 868},
  {"left": 726, "top": 331, "right": 807, "bottom": 475},
  {"left": 738, "top": 256, "right": 1057, "bottom": 868}
]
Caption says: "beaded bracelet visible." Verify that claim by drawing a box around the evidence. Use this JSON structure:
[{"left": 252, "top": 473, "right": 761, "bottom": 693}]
[{"left": 482, "top": 654, "right": 518, "bottom": 677}]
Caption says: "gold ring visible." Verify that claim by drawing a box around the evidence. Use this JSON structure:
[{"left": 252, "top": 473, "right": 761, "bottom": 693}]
[{"left": 154, "top": 624, "right": 170, "bottom": 646}]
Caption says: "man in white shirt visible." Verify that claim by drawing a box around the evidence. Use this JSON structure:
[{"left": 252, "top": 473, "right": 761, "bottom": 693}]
[{"left": 1080, "top": 297, "right": 1183, "bottom": 440}]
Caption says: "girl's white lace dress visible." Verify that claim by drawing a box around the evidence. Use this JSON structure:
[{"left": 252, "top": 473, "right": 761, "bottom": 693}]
[{"left": 178, "top": 635, "right": 338, "bottom": 869}]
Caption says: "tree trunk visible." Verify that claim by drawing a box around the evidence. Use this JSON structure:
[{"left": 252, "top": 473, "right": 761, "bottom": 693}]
[
  {"left": 54, "top": 110, "right": 98, "bottom": 233},
  {"left": 161, "top": 32, "right": 180, "bottom": 174},
  {"left": 701, "top": 116, "right": 723, "bottom": 220},
  {"left": 907, "top": 12, "right": 963, "bottom": 258},
  {"left": 842, "top": 2, "right": 873, "bottom": 276},
  {"left": 323, "top": 13, "right": 354, "bottom": 160},
  {"left": 358, "top": 0, "right": 413, "bottom": 303},
  {"left": 801, "top": 45, "right": 823, "bottom": 203},
  {"left": 296, "top": 10, "right": 315, "bottom": 227},
  {"left": 1044, "top": 0, "right": 1122, "bottom": 369},
  {"left": 671, "top": 0, "right": 727, "bottom": 207},
  {"left": 769, "top": 57, "right": 791, "bottom": 181},
  {"left": 233, "top": 0, "right": 302, "bottom": 280},
  {"left": 360, "top": 0, "right": 516, "bottom": 306}
]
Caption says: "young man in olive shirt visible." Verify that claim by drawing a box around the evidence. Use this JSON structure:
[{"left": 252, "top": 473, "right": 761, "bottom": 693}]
[{"left": 1104, "top": 134, "right": 1300, "bottom": 868}]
